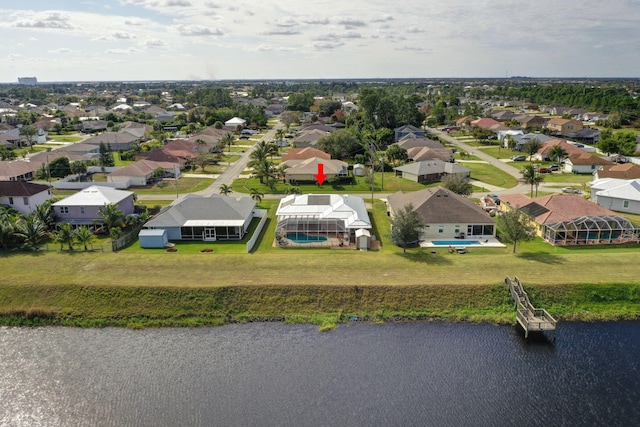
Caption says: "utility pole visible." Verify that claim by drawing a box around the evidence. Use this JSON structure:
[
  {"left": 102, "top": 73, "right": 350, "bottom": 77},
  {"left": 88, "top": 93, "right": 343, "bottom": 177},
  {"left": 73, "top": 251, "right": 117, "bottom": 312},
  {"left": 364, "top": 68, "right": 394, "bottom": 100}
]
[{"left": 175, "top": 166, "right": 179, "bottom": 199}]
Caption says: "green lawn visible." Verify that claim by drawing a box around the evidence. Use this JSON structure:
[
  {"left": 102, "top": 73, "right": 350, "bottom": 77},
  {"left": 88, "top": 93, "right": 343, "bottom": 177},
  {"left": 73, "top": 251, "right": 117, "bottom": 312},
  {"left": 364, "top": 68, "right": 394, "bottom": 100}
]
[
  {"left": 132, "top": 177, "right": 214, "bottom": 195},
  {"left": 479, "top": 147, "right": 521, "bottom": 159},
  {"left": 48, "top": 135, "right": 83, "bottom": 143},
  {"left": 231, "top": 173, "right": 439, "bottom": 195},
  {"left": 463, "top": 163, "right": 519, "bottom": 188}
]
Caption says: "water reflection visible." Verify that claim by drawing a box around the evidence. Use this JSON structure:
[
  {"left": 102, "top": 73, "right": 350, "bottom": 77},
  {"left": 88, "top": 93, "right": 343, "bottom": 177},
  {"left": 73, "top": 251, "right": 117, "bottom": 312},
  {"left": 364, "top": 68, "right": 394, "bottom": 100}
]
[{"left": 0, "top": 322, "right": 638, "bottom": 426}]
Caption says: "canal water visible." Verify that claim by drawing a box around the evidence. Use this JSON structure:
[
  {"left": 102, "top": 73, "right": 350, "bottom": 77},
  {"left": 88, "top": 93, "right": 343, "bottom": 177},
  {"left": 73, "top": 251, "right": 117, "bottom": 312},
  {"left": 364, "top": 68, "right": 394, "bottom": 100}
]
[{"left": 1, "top": 321, "right": 638, "bottom": 426}]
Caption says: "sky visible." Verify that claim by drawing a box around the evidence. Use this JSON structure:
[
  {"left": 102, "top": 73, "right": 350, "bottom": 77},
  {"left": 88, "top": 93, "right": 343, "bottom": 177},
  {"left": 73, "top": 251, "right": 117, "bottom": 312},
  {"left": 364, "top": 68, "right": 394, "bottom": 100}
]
[{"left": 2, "top": 0, "right": 640, "bottom": 82}]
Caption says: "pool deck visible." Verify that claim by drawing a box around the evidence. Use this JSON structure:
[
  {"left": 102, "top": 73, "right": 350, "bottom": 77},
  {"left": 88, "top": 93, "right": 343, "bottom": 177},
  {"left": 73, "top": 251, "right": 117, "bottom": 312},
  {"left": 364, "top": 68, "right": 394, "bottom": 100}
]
[{"left": 420, "top": 238, "right": 506, "bottom": 248}]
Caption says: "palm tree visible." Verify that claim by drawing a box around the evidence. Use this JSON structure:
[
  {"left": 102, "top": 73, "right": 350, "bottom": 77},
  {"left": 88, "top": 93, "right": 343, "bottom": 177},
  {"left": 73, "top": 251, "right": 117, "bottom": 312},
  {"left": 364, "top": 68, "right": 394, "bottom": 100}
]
[
  {"left": 221, "top": 133, "right": 235, "bottom": 164},
  {"left": 520, "top": 164, "right": 544, "bottom": 197},
  {"left": 548, "top": 145, "right": 568, "bottom": 164},
  {"left": 249, "top": 188, "right": 264, "bottom": 203},
  {"left": 96, "top": 203, "right": 124, "bottom": 234},
  {"left": 15, "top": 215, "right": 48, "bottom": 250},
  {"left": 249, "top": 143, "right": 275, "bottom": 184},
  {"left": 285, "top": 186, "right": 301, "bottom": 195},
  {"left": 55, "top": 223, "right": 76, "bottom": 251},
  {"left": 219, "top": 184, "right": 233, "bottom": 196},
  {"left": 0, "top": 214, "right": 17, "bottom": 250},
  {"left": 522, "top": 138, "right": 541, "bottom": 162},
  {"left": 74, "top": 226, "right": 96, "bottom": 251},
  {"left": 33, "top": 200, "right": 56, "bottom": 230}
]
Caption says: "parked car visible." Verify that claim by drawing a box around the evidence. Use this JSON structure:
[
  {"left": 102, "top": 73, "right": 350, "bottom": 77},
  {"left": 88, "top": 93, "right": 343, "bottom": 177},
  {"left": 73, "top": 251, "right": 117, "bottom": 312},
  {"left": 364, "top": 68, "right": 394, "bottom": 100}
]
[
  {"left": 562, "top": 187, "right": 581, "bottom": 194},
  {"left": 549, "top": 164, "right": 560, "bottom": 171},
  {"left": 511, "top": 155, "right": 526, "bottom": 161},
  {"left": 487, "top": 193, "right": 501, "bottom": 204},
  {"left": 537, "top": 168, "right": 552, "bottom": 174}
]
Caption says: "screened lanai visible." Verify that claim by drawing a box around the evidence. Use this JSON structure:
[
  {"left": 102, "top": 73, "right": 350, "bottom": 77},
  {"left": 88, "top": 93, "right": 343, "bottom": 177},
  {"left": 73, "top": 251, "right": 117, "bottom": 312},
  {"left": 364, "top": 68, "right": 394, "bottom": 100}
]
[{"left": 543, "top": 215, "right": 639, "bottom": 245}]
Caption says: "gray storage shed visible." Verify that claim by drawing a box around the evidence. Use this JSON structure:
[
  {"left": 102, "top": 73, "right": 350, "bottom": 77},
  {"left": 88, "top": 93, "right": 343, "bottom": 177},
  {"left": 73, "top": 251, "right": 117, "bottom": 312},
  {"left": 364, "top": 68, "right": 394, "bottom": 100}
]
[{"left": 139, "top": 229, "right": 168, "bottom": 248}]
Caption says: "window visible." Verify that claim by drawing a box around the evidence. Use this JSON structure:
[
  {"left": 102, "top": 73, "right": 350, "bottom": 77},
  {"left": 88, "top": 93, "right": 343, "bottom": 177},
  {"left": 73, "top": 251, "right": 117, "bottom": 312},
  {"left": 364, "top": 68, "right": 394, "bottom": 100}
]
[
  {"left": 8, "top": 197, "right": 13, "bottom": 205},
  {"left": 438, "top": 225, "right": 444, "bottom": 234},
  {"left": 23, "top": 197, "right": 28, "bottom": 205},
  {"left": 623, "top": 200, "right": 630, "bottom": 209},
  {"left": 80, "top": 207, "right": 85, "bottom": 214},
  {"left": 60, "top": 206, "right": 69, "bottom": 214}
]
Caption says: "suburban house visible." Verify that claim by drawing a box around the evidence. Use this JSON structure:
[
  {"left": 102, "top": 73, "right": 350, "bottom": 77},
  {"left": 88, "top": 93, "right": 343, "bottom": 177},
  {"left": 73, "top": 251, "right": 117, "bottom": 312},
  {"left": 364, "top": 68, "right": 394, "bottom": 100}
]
[
  {"left": 281, "top": 147, "right": 331, "bottom": 162},
  {"left": 107, "top": 160, "right": 181, "bottom": 187},
  {"left": 141, "top": 194, "right": 256, "bottom": 243},
  {"left": 395, "top": 135, "right": 449, "bottom": 151},
  {"left": 83, "top": 132, "right": 139, "bottom": 151},
  {"left": 563, "top": 153, "right": 614, "bottom": 174},
  {"left": 281, "top": 157, "right": 348, "bottom": 183},
  {"left": 81, "top": 120, "right": 108, "bottom": 133},
  {"left": 224, "top": 117, "right": 246, "bottom": 128},
  {"left": 500, "top": 193, "right": 638, "bottom": 245},
  {"left": 386, "top": 187, "right": 496, "bottom": 241},
  {"left": 275, "top": 194, "right": 372, "bottom": 248},
  {"left": 456, "top": 115, "right": 477, "bottom": 129},
  {"left": 0, "top": 161, "right": 36, "bottom": 181},
  {"left": 536, "top": 139, "right": 583, "bottom": 161},
  {"left": 505, "top": 133, "right": 554, "bottom": 151},
  {"left": 406, "top": 146, "right": 454, "bottom": 162},
  {"left": 491, "top": 110, "right": 515, "bottom": 122},
  {"left": 594, "top": 163, "right": 640, "bottom": 180},
  {"left": 393, "top": 160, "right": 470, "bottom": 183},
  {"left": 136, "top": 140, "right": 199, "bottom": 166},
  {"left": 470, "top": 117, "right": 504, "bottom": 129},
  {"left": 0, "top": 181, "right": 51, "bottom": 214},
  {"left": 512, "top": 115, "right": 547, "bottom": 129},
  {"left": 293, "top": 129, "right": 330, "bottom": 148},
  {"left": 590, "top": 178, "right": 640, "bottom": 214},
  {"left": 545, "top": 118, "right": 583, "bottom": 136},
  {"left": 567, "top": 127, "right": 600, "bottom": 144},
  {"left": 52, "top": 185, "right": 135, "bottom": 229},
  {"left": 394, "top": 124, "right": 425, "bottom": 142}
]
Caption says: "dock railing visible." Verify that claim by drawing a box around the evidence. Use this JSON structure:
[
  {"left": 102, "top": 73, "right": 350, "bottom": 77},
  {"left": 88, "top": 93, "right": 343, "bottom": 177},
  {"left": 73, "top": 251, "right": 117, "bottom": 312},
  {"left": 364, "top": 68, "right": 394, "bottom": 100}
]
[{"left": 506, "top": 276, "right": 557, "bottom": 338}]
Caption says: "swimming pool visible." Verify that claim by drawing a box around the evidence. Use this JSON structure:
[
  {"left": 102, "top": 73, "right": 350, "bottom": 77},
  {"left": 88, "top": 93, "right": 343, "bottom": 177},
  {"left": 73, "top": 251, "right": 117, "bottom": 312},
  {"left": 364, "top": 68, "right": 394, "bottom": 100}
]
[
  {"left": 286, "top": 233, "right": 328, "bottom": 244},
  {"left": 431, "top": 239, "right": 482, "bottom": 246}
]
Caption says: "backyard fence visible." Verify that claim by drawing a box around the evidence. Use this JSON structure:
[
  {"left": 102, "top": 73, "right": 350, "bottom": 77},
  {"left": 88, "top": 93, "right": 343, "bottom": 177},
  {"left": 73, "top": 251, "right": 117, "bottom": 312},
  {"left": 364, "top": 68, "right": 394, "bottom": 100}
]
[
  {"left": 111, "top": 223, "right": 145, "bottom": 252},
  {"left": 246, "top": 209, "right": 268, "bottom": 253}
]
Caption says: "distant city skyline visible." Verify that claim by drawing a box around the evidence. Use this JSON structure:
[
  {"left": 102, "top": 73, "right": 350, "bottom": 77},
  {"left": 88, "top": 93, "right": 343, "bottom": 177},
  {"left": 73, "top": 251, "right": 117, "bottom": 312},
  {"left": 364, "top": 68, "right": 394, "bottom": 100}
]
[{"left": 2, "top": 1, "right": 640, "bottom": 83}]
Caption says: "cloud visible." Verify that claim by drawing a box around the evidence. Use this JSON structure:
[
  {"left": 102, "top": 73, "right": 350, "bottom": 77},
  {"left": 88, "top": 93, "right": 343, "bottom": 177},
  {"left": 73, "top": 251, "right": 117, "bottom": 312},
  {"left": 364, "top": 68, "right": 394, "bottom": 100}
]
[
  {"left": 275, "top": 17, "right": 298, "bottom": 27},
  {"left": 314, "top": 41, "right": 344, "bottom": 50},
  {"left": 335, "top": 17, "right": 367, "bottom": 29},
  {"left": 105, "top": 47, "right": 141, "bottom": 55},
  {"left": 124, "top": 18, "right": 144, "bottom": 26},
  {"left": 175, "top": 24, "right": 224, "bottom": 36},
  {"left": 48, "top": 48, "right": 73, "bottom": 54},
  {"left": 14, "top": 12, "right": 74, "bottom": 30},
  {"left": 395, "top": 46, "right": 429, "bottom": 53},
  {"left": 406, "top": 26, "right": 425, "bottom": 33},
  {"left": 113, "top": 32, "right": 138, "bottom": 39},
  {"left": 261, "top": 28, "right": 301, "bottom": 36},
  {"left": 166, "top": 0, "right": 191, "bottom": 5},
  {"left": 205, "top": 1, "right": 221, "bottom": 8},
  {"left": 300, "top": 17, "right": 330, "bottom": 25},
  {"left": 144, "top": 39, "right": 166, "bottom": 48},
  {"left": 372, "top": 15, "right": 394, "bottom": 23},
  {"left": 316, "top": 31, "right": 362, "bottom": 41}
]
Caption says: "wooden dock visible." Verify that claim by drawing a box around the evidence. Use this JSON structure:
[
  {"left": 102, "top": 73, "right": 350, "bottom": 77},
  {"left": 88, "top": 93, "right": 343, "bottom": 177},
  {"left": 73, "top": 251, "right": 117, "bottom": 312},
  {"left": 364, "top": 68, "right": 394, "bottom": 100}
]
[{"left": 505, "top": 276, "right": 557, "bottom": 338}]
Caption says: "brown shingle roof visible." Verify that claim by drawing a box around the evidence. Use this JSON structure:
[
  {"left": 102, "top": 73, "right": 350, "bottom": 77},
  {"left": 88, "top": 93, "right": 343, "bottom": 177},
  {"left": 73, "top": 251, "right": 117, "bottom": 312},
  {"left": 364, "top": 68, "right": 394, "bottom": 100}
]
[
  {"left": 387, "top": 187, "right": 494, "bottom": 224},
  {"left": 282, "top": 147, "right": 331, "bottom": 161},
  {"left": 0, "top": 180, "right": 50, "bottom": 197},
  {"left": 502, "top": 193, "right": 617, "bottom": 224},
  {"left": 596, "top": 163, "right": 640, "bottom": 179}
]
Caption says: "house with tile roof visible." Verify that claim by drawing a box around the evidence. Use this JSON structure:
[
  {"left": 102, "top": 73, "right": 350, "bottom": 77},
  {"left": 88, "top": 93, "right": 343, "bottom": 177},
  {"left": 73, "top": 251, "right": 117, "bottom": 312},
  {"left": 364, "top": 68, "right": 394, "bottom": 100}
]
[
  {"left": 0, "top": 181, "right": 51, "bottom": 214},
  {"left": 293, "top": 129, "right": 330, "bottom": 148},
  {"left": 499, "top": 193, "right": 638, "bottom": 245},
  {"left": 394, "top": 124, "right": 425, "bottom": 142},
  {"left": 536, "top": 139, "right": 583, "bottom": 161},
  {"left": 281, "top": 157, "right": 348, "bottom": 183},
  {"left": 590, "top": 178, "right": 640, "bottom": 214},
  {"left": 470, "top": 117, "right": 503, "bottom": 129},
  {"left": 393, "top": 160, "right": 469, "bottom": 183},
  {"left": 563, "top": 152, "right": 614, "bottom": 174},
  {"left": 281, "top": 147, "right": 331, "bottom": 162},
  {"left": 52, "top": 185, "right": 135, "bottom": 228},
  {"left": 545, "top": 118, "right": 583, "bottom": 136},
  {"left": 594, "top": 163, "right": 640, "bottom": 180},
  {"left": 386, "top": 187, "right": 495, "bottom": 240},
  {"left": 108, "top": 159, "right": 181, "bottom": 187},
  {"left": 142, "top": 194, "right": 256, "bottom": 241},
  {"left": 0, "top": 160, "right": 36, "bottom": 181},
  {"left": 406, "top": 146, "right": 454, "bottom": 163}
]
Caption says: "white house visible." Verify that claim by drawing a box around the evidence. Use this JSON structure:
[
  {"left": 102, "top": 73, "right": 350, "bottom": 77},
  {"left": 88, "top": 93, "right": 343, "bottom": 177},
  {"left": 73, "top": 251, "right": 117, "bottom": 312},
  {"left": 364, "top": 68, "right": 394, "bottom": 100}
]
[
  {"left": 52, "top": 185, "right": 135, "bottom": 228},
  {"left": 590, "top": 178, "right": 640, "bottom": 214},
  {"left": 224, "top": 117, "right": 246, "bottom": 127},
  {"left": 0, "top": 181, "right": 51, "bottom": 214}
]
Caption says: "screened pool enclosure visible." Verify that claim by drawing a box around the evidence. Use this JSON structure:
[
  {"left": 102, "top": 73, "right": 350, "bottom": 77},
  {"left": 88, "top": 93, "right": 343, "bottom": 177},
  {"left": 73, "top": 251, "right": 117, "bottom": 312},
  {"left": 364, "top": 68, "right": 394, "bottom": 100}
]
[{"left": 543, "top": 215, "right": 639, "bottom": 245}]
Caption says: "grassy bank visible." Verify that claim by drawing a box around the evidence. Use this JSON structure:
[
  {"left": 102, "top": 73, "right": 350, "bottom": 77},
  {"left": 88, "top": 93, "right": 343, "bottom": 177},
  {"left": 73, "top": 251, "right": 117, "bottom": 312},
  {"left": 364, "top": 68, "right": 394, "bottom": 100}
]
[{"left": 1, "top": 282, "right": 637, "bottom": 329}]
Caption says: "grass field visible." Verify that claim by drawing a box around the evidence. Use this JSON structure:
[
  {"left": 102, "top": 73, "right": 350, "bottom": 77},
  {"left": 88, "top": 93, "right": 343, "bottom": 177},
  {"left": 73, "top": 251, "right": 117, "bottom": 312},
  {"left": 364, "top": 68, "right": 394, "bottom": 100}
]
[
  {"left": 1, "top": 198, "right": 640, "bottom": 327},
  {"left": 48, "top": 135, "right": 83, "bottom": 143},
  {"left": 463, "top": 162, "right": 519, "bottom": 188}
]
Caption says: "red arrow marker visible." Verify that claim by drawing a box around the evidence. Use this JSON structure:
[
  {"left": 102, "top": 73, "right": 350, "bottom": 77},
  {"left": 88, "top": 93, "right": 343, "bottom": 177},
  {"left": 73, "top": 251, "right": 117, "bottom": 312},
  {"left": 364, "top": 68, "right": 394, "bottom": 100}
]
[{"left": 315, "top": 163, "right": 326, "bottom": 185}]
